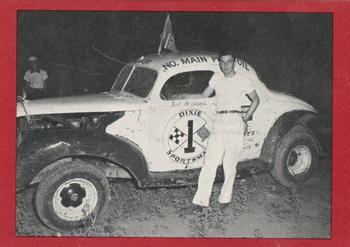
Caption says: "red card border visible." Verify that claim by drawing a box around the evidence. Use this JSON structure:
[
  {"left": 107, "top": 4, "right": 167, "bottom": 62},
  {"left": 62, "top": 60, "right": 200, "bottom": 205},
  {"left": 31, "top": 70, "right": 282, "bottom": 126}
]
[{"left": 1, "top": 1, "right": 349, "bottom": 246}]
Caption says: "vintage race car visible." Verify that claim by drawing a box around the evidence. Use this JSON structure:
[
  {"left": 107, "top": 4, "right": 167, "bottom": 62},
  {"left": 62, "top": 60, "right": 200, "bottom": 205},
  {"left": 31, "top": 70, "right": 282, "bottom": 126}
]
[{"left": 17, "top": 51, "right": 323, "bottom": 232}]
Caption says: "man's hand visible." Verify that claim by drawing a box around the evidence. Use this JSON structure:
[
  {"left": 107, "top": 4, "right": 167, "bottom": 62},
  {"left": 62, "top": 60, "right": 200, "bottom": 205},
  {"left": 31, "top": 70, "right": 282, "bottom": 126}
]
[
  {"left": 170, "top": 94, "right": 183, "bottom": 100},
  {"left": 243, "top": 119, "right": 248, "bottom": 135},
  {"left": 22, "top": 90, "right": 27, "bottom": 99}
]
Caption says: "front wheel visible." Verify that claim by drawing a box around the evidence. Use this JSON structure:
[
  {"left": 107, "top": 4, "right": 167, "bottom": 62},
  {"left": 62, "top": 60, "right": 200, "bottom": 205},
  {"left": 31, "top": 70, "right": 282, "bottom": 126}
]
[
  {"left": 270, "top": 125, "right": 321, "bottom": 188},
  {"left": 35, "top": 161, "right": 110, "bottom": 233}
]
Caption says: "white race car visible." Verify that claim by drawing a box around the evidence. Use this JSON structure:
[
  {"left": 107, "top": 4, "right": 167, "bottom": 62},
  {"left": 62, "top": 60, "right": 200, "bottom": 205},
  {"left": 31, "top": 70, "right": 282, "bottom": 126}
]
[{"left": 17, "top": 51, "right": 323, "bottom": 232}]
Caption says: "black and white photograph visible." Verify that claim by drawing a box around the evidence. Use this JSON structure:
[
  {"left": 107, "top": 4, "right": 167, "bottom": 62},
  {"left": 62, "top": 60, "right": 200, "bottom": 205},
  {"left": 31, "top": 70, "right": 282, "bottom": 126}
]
[{"left": 16, "top": 11, "right": 332, "bottom": 237}]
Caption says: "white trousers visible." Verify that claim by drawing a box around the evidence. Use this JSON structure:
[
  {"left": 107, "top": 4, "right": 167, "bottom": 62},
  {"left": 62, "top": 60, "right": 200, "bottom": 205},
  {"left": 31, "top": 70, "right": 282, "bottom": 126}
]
[{"left": 192, "top": 113, "right": 244, "bottom": 207}]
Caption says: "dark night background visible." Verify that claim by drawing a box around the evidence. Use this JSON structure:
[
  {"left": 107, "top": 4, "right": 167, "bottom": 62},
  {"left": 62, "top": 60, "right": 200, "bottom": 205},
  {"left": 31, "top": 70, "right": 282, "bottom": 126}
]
[{"left": 17, "top": 11, "right": 332, "bottom": 125}]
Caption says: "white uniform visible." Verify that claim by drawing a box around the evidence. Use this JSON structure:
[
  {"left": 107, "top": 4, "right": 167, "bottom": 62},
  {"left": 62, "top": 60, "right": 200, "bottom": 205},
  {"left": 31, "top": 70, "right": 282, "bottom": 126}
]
[
  {"left": 24, "top": 69, "right": 48, "bottom": 89},
  {"left": 192, "top": 72, "right": 255, "bottom": 206}
]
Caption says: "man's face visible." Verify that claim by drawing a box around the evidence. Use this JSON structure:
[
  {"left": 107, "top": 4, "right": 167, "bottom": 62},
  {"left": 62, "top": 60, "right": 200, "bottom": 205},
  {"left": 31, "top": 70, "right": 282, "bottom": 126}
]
[
  {"left": 219, "top": 55, "right": 235, "bottom": 75},
  {"left": 30, "top": 61, "right": 38, "bottom": 70}
]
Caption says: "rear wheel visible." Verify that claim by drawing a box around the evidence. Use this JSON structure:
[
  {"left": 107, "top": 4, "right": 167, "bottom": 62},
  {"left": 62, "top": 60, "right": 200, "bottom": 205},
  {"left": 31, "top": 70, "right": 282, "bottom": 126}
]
[
  {"left": 35, "top": 161, "right": 110, "bottom": 233},
  {"left": 270, "top": 125, "right": 321, "bottom": 187}
]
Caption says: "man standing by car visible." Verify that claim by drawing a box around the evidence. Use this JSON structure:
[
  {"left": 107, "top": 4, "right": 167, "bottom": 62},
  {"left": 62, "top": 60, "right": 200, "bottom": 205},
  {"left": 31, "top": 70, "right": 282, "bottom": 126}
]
[
  {"left": 180, "top": 52, "right": 260, "bottom": 215},
  {"left": 23, "top": 56, "right": 48, "bottom": 100}
]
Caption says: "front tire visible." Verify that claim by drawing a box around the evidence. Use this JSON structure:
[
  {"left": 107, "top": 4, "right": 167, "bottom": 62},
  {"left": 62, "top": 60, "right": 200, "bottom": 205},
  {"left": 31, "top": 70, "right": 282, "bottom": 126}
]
[
  {"left": 35, "top": 161, "right": 110, "bottom": 233},
  {"left": 270, "top": 125, "right": 321, "bottom": 187}
]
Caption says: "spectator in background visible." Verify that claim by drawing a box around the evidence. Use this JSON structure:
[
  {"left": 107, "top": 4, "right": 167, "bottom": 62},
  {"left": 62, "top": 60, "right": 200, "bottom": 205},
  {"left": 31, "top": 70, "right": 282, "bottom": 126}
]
[{"left": 23, "top": 56, "right": 48, "bottom": 99}]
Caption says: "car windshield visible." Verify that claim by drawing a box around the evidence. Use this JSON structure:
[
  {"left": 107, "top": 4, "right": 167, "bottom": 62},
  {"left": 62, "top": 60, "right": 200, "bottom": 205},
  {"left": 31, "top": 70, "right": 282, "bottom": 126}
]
[{"left": 111, "top": 64, "right": 158, "bottom": 98}]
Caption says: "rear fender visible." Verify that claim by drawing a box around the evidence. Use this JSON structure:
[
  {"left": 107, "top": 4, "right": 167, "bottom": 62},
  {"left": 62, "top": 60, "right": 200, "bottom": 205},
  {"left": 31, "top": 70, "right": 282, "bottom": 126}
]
[{"left": 260, "top": 110, "right": 322, "bottom": 168}]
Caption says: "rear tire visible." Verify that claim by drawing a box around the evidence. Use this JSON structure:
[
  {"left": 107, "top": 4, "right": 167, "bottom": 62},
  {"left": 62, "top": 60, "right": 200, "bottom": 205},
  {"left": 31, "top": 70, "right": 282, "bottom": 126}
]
[
  {"left": 270, "top": 125, "right": 321, "bottom": 187},
  {"left": 35, "top": 161, "right": 110, "bottom": 233}
]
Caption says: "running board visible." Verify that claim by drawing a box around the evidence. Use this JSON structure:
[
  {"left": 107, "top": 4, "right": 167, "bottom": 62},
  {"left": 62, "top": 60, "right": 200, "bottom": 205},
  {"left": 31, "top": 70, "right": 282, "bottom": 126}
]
[{"left": 146, "top": 159, "right": 270, "bottom": 188}]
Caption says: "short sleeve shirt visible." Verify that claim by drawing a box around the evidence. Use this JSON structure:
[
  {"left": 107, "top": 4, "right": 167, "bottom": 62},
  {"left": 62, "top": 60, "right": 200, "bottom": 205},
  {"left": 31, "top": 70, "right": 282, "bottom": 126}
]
[
  {"left": 209, "top": 72, "right": 255, "bottom": 111},
  {"left": 24, "top": 69, "right": 48, "bottom": 89}
]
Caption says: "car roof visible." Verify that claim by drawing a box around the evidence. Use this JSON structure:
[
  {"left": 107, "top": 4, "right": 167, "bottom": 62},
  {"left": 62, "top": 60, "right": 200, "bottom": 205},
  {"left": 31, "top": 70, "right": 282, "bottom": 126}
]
[{"left": 132, "top": 51, "right": 219, "bottom": 72}]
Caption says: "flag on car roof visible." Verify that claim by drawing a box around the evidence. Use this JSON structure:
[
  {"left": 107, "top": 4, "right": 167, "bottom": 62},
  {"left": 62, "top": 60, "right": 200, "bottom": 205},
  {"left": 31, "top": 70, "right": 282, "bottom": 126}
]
[{"left": 158, "top": 14, "right": 177, "bottom": 54}]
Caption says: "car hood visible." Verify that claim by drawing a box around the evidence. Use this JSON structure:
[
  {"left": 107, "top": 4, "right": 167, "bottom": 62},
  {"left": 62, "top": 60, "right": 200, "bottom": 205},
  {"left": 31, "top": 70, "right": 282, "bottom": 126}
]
[{"left": 17, "top": 91, "right": 147, "bottom": 117}]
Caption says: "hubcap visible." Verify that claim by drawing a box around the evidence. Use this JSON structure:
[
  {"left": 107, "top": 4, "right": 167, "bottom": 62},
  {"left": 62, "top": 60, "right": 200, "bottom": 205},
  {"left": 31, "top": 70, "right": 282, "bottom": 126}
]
[
  {"left": 287, "top": 145, "right": 312, "bottom": 175},
  {"left": 53, "top": 178, "right": 98, "bottom": 221}
]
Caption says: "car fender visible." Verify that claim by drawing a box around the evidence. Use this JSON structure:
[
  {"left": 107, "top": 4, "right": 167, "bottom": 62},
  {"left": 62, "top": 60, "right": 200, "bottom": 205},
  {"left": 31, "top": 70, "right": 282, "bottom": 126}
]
[
  {"left": 259, "top": 110, "right": 322, "bottom": 169},
  {"left": 16, "top": 129, "right": 149, "bottom": 190}
]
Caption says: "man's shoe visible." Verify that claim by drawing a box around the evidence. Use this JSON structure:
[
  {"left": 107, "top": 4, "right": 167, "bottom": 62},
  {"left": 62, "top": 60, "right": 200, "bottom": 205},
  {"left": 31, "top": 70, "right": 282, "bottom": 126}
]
[
  {"left": 180, "top": 204, "right": 204, "bottom": 216},
  {"left": 219, "top": 203, "right": 230, "bottom": 216}
]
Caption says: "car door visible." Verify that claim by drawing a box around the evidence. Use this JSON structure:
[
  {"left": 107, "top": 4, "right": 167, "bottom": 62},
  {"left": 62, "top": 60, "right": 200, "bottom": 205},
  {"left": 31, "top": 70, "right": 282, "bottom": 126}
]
[{"left": 146, "top": 70, "right": 216, "bottom": 172}]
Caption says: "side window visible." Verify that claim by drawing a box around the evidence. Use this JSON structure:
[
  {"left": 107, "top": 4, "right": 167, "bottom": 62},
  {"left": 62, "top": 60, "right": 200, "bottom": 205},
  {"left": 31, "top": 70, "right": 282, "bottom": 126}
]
[{"left": 160, "top": 70, "right": 214, "bottom": 100}]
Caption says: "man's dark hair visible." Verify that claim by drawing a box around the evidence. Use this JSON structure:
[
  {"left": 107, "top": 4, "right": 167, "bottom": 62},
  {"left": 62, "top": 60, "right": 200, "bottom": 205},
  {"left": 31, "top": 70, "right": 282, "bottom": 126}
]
[{"left": 218, "top": 51, "right": 234, "bottom": 61}]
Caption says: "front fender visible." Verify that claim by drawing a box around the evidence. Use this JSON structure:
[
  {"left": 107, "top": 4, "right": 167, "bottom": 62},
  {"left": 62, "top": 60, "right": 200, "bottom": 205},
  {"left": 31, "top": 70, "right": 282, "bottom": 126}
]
[{"left": 16, "top": 129, "right": 149, "bottom": 190}]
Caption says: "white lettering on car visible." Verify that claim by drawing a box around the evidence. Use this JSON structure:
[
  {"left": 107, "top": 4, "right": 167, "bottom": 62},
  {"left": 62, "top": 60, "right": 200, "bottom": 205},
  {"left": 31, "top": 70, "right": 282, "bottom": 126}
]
[
  {"left": 162, "top": 60, "right": 179, "bottom": 71},
  {"left": 236, "top": 58, "right": 250, "bottom": 71},
  {"left": 162, "top": 56, "right": 212, "bottom": 71}
]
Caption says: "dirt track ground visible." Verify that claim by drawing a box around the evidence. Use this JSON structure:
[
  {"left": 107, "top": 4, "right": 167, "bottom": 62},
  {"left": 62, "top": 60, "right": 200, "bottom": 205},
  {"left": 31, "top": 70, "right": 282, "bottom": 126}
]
[{"left": 16, "top": 155, "right": 331, "bottom": 238}]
